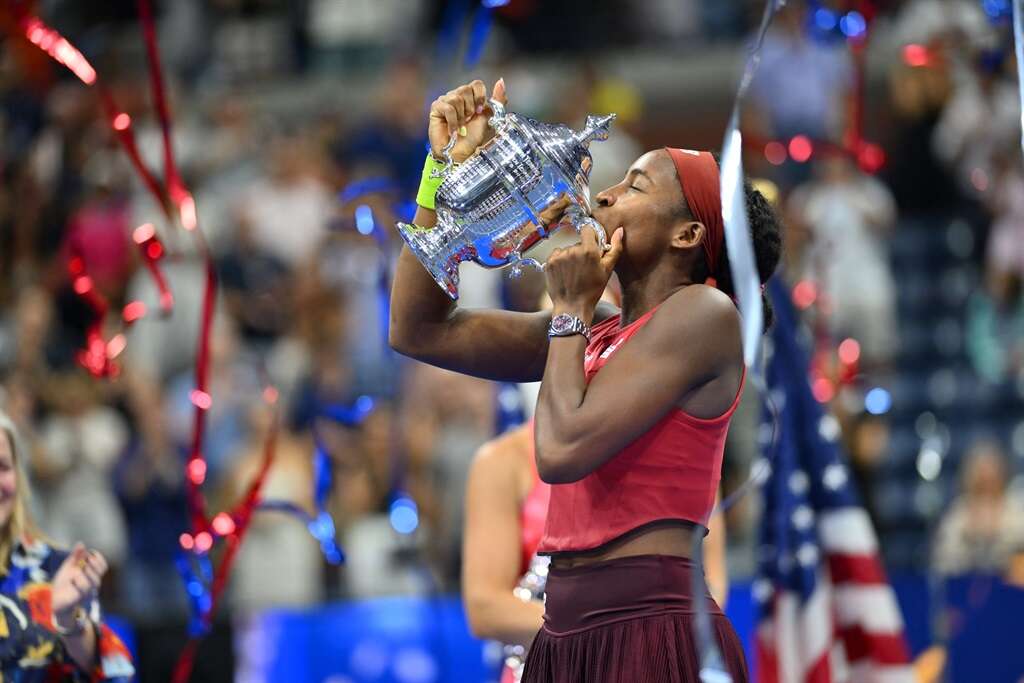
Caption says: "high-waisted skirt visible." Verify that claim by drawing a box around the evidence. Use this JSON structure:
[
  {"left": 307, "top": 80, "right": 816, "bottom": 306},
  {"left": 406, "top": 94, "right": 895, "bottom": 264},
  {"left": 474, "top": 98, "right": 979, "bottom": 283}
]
[{"left": 522, "top": 554, "right": 748, "bottom": 683}]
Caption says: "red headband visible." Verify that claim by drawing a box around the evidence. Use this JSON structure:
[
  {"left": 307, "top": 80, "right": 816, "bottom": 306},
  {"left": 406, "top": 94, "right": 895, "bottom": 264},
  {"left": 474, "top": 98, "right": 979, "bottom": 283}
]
[{"left": 664, "top": 148, "right": 724, "bottom": 288}]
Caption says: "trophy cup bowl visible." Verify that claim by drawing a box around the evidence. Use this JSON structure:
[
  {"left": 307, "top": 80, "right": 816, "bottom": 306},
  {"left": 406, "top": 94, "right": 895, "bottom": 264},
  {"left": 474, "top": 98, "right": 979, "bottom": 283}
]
[{"left": 397, "top": 100, "right": 615, "bottom": 299}]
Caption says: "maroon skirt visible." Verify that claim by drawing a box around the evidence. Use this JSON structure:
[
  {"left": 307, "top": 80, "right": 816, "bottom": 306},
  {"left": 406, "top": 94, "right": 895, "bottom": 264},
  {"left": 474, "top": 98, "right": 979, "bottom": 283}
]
[{"left": 522, "top": 554, "right": 748, "bottom": 683}]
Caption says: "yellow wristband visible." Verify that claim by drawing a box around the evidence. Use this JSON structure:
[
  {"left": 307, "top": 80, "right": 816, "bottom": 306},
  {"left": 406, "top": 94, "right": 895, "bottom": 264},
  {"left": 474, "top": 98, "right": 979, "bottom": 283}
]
[{"left": 416, "top": 154, "right": 449, "bottom": 211}]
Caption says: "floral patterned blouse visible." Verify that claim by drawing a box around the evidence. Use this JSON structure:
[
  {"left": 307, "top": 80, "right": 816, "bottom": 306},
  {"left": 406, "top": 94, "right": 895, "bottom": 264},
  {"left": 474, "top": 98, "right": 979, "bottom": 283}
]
[{"left": 0, "top": 539, "right": 134, "bottom": 682}]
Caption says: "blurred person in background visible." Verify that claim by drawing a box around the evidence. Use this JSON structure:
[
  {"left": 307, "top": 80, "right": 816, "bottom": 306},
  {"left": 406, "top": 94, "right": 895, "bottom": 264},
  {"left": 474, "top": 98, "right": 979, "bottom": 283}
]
[
  {"left": 787, "top": 153, "right": 898, "bottom": 367},
  {"left": 32, "top": 372, "right": 128, "bottom": 579},
  {"left": 403, "top": 363, "right": 495, "bottom": 586},
  {"left": 227, "top": 405, "right": 324, "bottom": 614},
  {"left": 965, "top": 269, "right": 1024, "bottom": 385},
  {"left": 237, "top": 131, "right": 334, "bottom": 270},
  {"left": 933, "top": 438, "right": 1024, "bottom": 576},
  {"left": 844, "top": 411, "right": 892, "bottom": 531},
  {"left": 463, "top": 421, "right": 730, "bottom": 683},
  {"left": 217, "top": 209, "right": 293, "bottom": 349},
  {"left": 984, "top": 150, "right": 1024, "bottom": 283},
  {"left": 165, "top": 315, "right": 260, "bottom": 490},
  {"left": 332, "top": 59, "right": 428, "bottom": 198},
  {"left": 882, "top": 30, "right": 959, "bottom": 213},
  {"left": 932, "top": 49, "right": 1019, "bottom": 204},
  {"left": 123, "top": 256, "right": 209, "bottom": 382},
  {"left": 0, "top": 410, "right": 134, "bottom": 681},
  {"left": 113, "top": 400, "right": 189, "bottom": 624},
  {"left": 747, "top": 2, "right": 854, "bottom": 188},
  {"left": 0, "top": 286, "right": 54, "bottom": 378},
  {"left": 391, "top": 78, "right": 782, "bottom": 682},
  {"left": 317, "top": 191, "right": 403, "bottom": 395},
  {"left": 333, "top": 402, "right": 436, "bottom": 598},
  {"left": 553, "top": 66, "right": 645, "bottom": 196}
]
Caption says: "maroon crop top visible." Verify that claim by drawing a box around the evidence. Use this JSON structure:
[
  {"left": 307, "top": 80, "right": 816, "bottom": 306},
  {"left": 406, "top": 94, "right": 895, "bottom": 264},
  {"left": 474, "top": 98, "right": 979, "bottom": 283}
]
[{"left": 537, "top": 307, "right": 744, "bottom": 555}]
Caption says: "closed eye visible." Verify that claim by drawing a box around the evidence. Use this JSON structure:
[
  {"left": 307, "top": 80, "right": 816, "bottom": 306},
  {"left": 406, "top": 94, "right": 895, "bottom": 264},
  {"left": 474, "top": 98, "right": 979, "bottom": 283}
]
[{"left": 628, "top": 185, "right": 643, "bottom": 192}]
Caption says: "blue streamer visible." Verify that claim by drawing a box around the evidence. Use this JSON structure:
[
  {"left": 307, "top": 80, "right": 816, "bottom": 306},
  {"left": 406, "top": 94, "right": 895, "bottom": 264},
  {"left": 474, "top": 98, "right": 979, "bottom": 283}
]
[
  {"left": 260, "top": 499, "right": 345, "bottom": 565},
  {"left": 319, "top": 395, "right": 375, "bottom": 425},
  {"left": 336, "top": 175, "right": 413, "bottom": 230},
  {"left": 339, "top": 177, "right": 399, "bottom": 204},
  {"left": 257, "top": 395, "right": 375, "bottom": 563},
  {"left": 174, "top": 550, "right": 214, "bottom": 637}
]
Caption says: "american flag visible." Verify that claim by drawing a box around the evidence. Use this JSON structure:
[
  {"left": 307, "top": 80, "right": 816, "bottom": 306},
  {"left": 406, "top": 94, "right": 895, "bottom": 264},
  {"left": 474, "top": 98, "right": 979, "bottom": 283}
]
[{"left": 754, "top": 280, "right": 915, "bottom": 683}]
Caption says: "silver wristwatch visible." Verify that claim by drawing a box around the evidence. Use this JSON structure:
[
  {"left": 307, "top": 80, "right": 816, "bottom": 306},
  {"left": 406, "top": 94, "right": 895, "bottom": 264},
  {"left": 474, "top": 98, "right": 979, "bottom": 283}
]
[
  {"left": 52, "top": 606, "right": 90, "bottom": 637},
  {"left": 548, "top": 313, "right": 591, "bottom": 342}
]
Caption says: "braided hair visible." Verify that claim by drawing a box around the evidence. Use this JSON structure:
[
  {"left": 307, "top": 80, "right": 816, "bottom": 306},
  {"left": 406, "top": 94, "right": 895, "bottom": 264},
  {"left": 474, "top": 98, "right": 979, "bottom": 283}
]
[{"left": 675, "top": 168, "right": 782, "bottom": 329}]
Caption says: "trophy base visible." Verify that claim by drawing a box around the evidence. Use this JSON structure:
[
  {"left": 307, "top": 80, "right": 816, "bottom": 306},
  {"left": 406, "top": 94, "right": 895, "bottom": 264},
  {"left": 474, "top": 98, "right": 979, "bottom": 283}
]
[{"left": 396, "top": 222, "right": 462, "bottom": 300}]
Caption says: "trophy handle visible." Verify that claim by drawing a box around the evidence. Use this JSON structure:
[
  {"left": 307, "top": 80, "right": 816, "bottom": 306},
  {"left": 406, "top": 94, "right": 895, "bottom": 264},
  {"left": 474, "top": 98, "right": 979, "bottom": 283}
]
[
  {"left": 508, "top": 254, "right": 544, "bottom": 278},
  {"left": 430, "top": 132, "right": 458, "bottom": 179},
  {"left": 565, "top": 205, "right": 610, "bottom": 251},
  {"left": 488, "top": 98, "right": 507, "bottom": 131},
  {"left": 432, "top": 96, "right": 506, "bottom": 178}
]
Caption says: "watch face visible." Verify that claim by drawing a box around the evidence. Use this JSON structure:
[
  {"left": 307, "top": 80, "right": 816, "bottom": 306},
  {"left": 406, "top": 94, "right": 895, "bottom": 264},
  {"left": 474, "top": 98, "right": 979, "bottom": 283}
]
[{"left": 551, "top": 314, "right": 573, "bottom": 334}]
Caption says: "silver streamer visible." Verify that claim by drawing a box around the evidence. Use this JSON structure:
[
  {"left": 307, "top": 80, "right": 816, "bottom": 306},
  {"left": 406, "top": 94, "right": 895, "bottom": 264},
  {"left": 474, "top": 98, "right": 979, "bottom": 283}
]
[
  {"left": 1015, "top": 0, "right": 1024, "bottom": 157},
  {"left": 696, "top": 3, "right": 786, "bottom": 682}
]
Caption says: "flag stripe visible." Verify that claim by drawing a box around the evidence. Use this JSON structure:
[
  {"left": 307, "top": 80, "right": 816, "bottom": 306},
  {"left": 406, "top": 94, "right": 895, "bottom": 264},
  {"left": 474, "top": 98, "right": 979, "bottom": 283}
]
[
  {"left": 755, "top": 637, "right": 780, "bottom": 683},
  {"left": 801, "top": 579, "right": 834, "bottom": 670},
  {"left": 827, "top": 553, "right": 889, "bottom": 585},
  {"left": 838, "top": 624, "right": 912, "bottom": 665},
  {"left": 804, "top": 651, "right": 833, "bottom": 683},
  {"left": 847, "top": 661, "right": 919, "bottom": 683},
  {"left": 833, "top": 584, "right": 906, "bottom": 633},
  {"left": 818, "top": 508, "right": 878, "bottom": 555}
]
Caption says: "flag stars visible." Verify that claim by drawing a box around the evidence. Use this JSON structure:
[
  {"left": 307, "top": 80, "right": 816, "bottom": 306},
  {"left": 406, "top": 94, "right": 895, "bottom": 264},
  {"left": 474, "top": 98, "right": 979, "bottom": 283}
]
[
  {"left": 819, "top": 414, "right": 841, "bottom": 443},
  {"left": 752, "top": 578, "right": 773, "bottom": 603},
  {"left": 751, "top": 456, "right": 772, "bottom": 484},
  {"left": 789, "top": 471, "right": 810, "bottom": 495},
  {"left": 823, "top": 463, "right": 848, "bottom": 490},
  {"left": 796, "top": 543, "right": 819, "bottom": 567},
  {"left": 791, "top": 504, "right": 814, "bottom": 530},
  {"left": 768, "top": 388, "right": 787, "bottom": 412}
]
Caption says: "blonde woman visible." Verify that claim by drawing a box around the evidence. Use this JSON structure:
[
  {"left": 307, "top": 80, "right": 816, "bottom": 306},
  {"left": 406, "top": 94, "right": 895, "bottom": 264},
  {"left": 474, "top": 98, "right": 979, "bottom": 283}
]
[{"left": 0, "top": 410, "right": 134, "bottom": 681}]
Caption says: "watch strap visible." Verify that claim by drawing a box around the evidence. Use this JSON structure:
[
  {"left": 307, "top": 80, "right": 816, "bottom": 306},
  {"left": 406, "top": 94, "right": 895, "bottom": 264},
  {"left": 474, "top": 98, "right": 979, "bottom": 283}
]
[{"left": 548, "top": 314, "right": 592, "bottom": 342}]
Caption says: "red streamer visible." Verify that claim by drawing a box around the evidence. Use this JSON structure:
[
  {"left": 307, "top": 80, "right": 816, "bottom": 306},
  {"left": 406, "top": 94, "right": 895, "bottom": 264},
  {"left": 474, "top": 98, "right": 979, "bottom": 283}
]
[
  {"left": 171, "top": 410, "right": 279, "bottom": 683},
  {"left": 136, "top": 0, "right": 188, "bottom": 208},
  {"left": 9, "top": 3, "right": 177, "bottom": 374},
  {"left": 66, "top": 247, "right": 121, "bottom": 378},
  {"left": 185, "top": 262, "right": 217, "bottom": 533},
  {"left": 132, "top": 223, "right": 174, "bottom": 314},
  {"left": 10, "top": 4, "right": 284, "bottom": 680}
]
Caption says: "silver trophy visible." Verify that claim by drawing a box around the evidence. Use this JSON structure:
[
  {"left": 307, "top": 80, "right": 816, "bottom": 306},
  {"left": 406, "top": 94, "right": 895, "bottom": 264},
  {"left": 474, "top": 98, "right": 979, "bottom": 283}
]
[{"left": 397, "top": 100, "right": 615, "bottom": 299}]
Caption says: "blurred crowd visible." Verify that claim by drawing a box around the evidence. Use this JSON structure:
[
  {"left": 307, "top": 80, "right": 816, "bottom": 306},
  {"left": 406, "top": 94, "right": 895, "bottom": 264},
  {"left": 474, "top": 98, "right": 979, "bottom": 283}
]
[{"left": 2, "top": 0, "right": 1024, "bottom": 672}]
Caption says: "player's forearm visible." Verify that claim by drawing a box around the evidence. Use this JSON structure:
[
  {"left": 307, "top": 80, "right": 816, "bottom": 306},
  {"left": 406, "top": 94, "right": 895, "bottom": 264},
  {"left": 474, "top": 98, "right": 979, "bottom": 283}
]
[
  {"left": 389, "top": 206, "right": 457, "bottom": 357},
  {"left": 534, "top": 304, "right": 594, "bottom": 483},
  {"left": 464, "top": 588, "right": 544, "bottom": 646}
]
